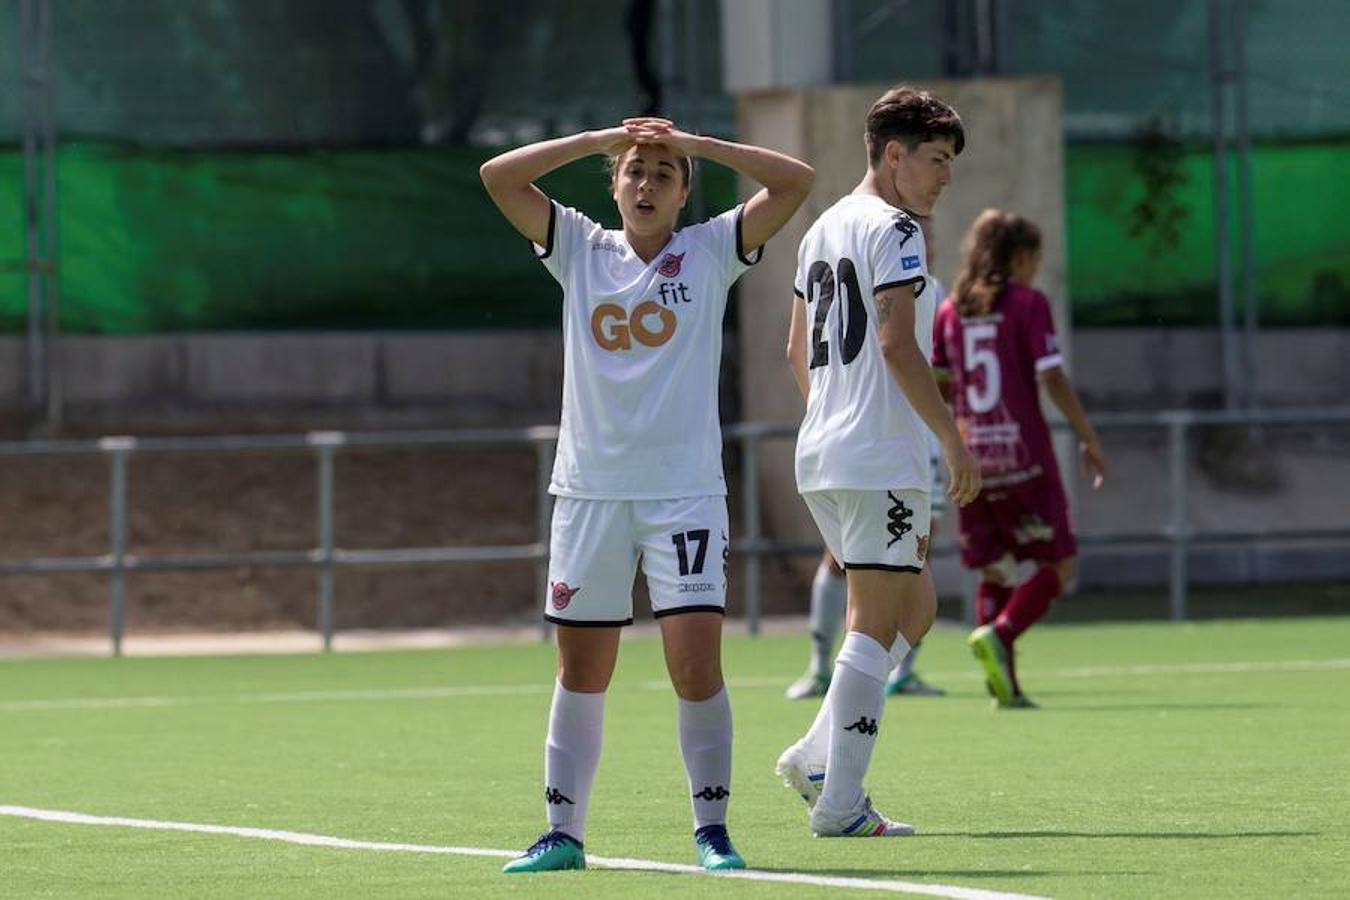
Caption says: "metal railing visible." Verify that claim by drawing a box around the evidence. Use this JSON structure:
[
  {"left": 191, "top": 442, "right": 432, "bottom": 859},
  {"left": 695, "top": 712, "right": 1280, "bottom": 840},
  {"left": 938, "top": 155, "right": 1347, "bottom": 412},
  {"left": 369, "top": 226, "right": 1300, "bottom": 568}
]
[{"left": 2, "top": 407, "right": 1348, "bottom": 655}]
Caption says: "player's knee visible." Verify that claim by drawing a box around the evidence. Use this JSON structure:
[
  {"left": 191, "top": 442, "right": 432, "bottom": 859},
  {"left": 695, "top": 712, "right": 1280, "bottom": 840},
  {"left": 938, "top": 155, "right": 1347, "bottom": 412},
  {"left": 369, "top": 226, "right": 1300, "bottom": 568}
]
[
  {"left": 557, "top": 657, "right": 615, "bottom": 693},
  {"left": 667, "top": 657, "right": 723, "bottom": 701}
]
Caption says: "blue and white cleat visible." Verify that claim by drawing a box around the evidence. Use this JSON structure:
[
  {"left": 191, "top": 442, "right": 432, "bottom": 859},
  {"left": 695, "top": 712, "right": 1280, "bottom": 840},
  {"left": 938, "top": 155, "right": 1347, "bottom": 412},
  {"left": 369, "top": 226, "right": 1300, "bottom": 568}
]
[
  {"left": 694, "top": 824, "right": 746, "bottom": 870},
  {"left": 809, "top": 795, "right": 915, "bottom": 838},
  {"left": 775, "top": 742, "right": 825, "bottom": 809},
  {"left": 501, "top": 830, "right": 586, "bottom": 873}
]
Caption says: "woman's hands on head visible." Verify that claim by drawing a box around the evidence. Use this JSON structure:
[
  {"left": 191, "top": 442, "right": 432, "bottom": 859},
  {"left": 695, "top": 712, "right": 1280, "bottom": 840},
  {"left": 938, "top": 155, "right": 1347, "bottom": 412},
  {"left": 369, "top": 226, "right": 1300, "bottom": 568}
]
[{"left": 621, "top": 117, "right": 701, "bottom": 155}]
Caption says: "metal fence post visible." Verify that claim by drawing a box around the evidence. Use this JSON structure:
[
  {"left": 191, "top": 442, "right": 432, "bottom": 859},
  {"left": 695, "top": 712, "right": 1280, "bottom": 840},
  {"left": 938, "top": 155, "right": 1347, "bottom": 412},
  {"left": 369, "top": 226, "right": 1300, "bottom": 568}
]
[
  {"left": 1168, "top": 416, "right": 1190, "bottom": 620},
  {"left": 102, "top": 436, "right": 134, "bottom": 657},
  {"left": 311, "top": 432, "right": 340, "bottom": 651},
  {"left": 741, "top": 430, "right": 763, "bottom": 635},
  {"left": 534, "top": 434, "right": 556, "bottom": 642}
]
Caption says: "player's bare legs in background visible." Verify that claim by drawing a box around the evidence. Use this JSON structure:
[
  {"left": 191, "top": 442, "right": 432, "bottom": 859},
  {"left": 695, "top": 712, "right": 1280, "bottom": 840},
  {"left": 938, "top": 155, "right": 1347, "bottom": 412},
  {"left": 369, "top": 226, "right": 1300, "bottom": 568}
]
[
  {"left": 785, "top": 552, "right": 846, "bottom": 699},
  {"left": 788, "top": 550, "right": 944, "bottom": 700}
]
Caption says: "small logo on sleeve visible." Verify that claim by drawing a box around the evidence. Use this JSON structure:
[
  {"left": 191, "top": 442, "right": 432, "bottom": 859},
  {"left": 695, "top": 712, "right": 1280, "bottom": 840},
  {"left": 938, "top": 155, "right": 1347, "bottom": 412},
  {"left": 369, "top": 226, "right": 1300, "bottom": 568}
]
[
  {"left": 657, "top": 252, "right": 686, "bottom": 277},
  {"left": 902, "top": 255, "right": 921, "bottom": 270}
]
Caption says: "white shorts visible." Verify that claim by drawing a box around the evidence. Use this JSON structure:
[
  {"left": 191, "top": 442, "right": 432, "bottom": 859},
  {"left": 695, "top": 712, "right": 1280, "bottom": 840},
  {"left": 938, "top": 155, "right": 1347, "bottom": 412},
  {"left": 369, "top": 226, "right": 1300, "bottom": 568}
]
[
  {"left": 802, "top": 488, "right": 932, "bottom": 573},
  {"left": 546, "top": 495, "right": 729, "bottom": 627}
]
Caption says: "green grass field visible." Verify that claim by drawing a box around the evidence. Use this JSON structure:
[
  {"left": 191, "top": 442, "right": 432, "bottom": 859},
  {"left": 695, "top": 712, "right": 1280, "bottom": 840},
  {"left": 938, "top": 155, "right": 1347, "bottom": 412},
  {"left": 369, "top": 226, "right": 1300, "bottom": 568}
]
[{"left": 4, "top": 617, "right": 1348, "bottom": 899}]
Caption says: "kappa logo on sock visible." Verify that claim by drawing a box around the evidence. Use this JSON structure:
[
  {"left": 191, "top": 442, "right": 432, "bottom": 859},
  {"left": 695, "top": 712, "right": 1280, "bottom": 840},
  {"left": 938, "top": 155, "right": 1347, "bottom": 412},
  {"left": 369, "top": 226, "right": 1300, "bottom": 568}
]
[
  {"left": 544, "top": 786, "right": 575, "bottom": 805},
  {"left": 550, "top": 581, "right": 581, "bottom": 610},
  {"left": 692, "top": 785, "right": 730, "bottom": 801},
  {"left": 843, "top": 716, "right": 878, "bottom": 736}
]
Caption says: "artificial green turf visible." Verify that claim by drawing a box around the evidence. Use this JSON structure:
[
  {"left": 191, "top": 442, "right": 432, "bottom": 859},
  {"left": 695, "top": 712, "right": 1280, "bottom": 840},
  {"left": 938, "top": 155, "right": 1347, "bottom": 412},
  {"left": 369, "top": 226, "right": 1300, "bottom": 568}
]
[{"left": 3, "top": 617, "right": 1348, "bottom": 898}]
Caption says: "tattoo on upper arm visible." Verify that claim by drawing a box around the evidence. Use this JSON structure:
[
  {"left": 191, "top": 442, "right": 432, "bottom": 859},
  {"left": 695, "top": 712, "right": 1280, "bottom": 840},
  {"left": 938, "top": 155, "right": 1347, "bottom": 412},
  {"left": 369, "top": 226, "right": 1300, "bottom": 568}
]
[{"left": 876, "top": 294, "right": 894, "bottom": 325}]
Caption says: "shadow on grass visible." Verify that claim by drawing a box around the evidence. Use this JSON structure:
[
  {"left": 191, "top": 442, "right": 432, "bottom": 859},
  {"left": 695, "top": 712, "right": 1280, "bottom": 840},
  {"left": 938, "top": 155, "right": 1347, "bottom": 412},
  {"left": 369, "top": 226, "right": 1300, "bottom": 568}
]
[
  {"left": 743, "top": 865, "right": 1054, "bottom": 880},
  {"left": 1027, "top": 701, "right": 1274, "bottom": 712},
  {"left": 924, "top": 829, "right": 1316, "bottom": 840}
]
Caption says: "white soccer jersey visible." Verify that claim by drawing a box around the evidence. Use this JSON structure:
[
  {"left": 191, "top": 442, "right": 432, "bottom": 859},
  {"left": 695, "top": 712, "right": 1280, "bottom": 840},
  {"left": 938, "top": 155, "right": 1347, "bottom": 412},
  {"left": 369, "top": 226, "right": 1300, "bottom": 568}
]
[
  {"left": 535, "top": 200, "right": 760, "bottom": 499},
  {"left": 793, "top": 193, "right": 933, "bottom": 494},
  {"left": 922, "top": 275, "right": 946, "bottom": 476}
]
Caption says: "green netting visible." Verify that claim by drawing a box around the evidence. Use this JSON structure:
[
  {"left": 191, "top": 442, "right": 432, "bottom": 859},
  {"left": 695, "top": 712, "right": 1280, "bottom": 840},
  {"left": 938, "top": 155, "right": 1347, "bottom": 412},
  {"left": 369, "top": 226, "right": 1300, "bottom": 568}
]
[
  {"left": 1068, "top": 139, "right": 1350, "bottom": 325},
  {"left": 2, "top": 139, "right": 1347, "bottom": 332},
  {"left": 0, "top": 143, "right": 734, "bottom": 333}
]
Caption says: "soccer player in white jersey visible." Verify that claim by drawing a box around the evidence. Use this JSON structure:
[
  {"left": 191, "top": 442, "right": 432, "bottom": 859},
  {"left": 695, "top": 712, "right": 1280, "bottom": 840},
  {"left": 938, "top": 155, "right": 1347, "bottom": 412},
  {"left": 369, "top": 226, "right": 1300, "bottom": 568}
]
[
  {"left": 777, "top": 87, "right": 980, "bottom": 838},
  {"left": 480, "top": 117, "right": 813, "bottom": 872},
  {"left": 786, "top": 214, "right": 949, "bottom": 701}
]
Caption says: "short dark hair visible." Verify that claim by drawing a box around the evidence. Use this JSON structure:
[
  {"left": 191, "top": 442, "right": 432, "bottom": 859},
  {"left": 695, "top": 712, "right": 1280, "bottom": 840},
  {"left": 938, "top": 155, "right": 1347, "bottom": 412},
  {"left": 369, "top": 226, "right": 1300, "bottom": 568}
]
[{"left": 865, "top": 86, "right": 965, "bottom": 165}]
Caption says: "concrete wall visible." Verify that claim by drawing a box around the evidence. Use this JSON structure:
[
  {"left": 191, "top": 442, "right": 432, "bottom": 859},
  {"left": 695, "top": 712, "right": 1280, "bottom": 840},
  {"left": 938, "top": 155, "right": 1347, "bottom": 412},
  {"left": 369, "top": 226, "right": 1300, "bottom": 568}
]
[
  {"left": 0, "top": 333, "right": 565, "bottom": 424},
  {"left": 1074, "top": 329, "right": 1350, "bottom": 409},
  {"left": 5, "top": 329, "right": 1346, "bottom": 420}
]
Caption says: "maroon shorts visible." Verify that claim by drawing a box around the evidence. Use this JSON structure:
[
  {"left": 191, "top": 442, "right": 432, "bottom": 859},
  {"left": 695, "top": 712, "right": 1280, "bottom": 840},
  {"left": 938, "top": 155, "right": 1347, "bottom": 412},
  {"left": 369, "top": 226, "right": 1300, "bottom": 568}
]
[{"left": 956, "top": 472, "right": 1077, "bottom": 569}]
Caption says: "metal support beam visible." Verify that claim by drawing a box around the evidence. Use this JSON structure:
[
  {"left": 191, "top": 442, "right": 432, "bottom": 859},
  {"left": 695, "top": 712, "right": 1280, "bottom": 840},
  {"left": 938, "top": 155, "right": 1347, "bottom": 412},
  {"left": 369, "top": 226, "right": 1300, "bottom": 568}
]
[{"left": 1209, "top": 0, "right": 1241, "bottom": 410}]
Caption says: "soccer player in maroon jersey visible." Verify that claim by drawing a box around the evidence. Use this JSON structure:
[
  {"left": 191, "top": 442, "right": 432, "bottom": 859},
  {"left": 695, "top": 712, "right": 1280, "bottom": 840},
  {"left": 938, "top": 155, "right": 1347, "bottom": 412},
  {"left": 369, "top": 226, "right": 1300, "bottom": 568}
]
[{"left": 932, "top": 209, "right": 1107, "bottom": 708}]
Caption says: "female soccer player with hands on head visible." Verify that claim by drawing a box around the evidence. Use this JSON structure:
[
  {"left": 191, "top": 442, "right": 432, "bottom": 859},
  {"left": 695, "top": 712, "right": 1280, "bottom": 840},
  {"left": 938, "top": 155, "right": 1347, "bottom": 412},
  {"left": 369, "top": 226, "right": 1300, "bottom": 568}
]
[{"left": 481, "top": 116, "right": 813, "bottom": 873}]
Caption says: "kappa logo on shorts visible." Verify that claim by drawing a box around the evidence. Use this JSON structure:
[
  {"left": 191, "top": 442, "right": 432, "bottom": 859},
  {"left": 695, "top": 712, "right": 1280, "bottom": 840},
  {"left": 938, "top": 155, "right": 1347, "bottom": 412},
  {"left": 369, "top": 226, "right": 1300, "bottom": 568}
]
[
  {"left": 657, "top": 251, "right": 686, "bottom": 277},
  {"left": 885, "top": 492, "right": 913, "bottom": 547},
  {"left": 915, "top": 533, "right": 930, "bottom": 563},
  {"left": 550, "top": 581, "right": 581, "bottom": 610}
]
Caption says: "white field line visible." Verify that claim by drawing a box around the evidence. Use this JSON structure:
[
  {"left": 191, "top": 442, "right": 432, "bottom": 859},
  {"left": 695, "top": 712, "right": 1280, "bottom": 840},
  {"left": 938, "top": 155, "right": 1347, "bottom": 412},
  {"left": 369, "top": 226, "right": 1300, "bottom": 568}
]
[
  {"left": 3, "top": 657, "right": 1348, "bottom": 714},
  {"left": 0, "top": 804, "right": 1047, "bottom": 900}
]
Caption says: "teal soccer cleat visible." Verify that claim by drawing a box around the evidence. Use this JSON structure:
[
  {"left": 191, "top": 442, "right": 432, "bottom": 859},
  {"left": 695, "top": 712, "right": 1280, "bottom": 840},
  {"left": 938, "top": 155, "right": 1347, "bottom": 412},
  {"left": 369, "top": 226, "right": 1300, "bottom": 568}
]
[
  {"left": 885, "top": 671, "right": 946, "bottom": 696},
  {"left": 501, "top": 830, "right": 585, "bottom": 873},
  {"left": 694, "top": 824, "right": 746, "bottom": 870},
  {"left": 785, "top": 670, "right": 831, "bottom": 700}
]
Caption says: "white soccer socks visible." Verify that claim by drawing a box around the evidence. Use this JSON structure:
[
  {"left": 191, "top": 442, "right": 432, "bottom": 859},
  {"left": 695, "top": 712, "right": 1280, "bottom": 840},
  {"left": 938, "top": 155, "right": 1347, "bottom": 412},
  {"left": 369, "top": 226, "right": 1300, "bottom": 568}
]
[
  {"left": 888, "top": 634, "right": 915, "bottom": 677},
  {"left": 808, "top": 563, "right": 847, "bottom": 677},
  {"left": 818, "top": 632, "right": 891, "bottom": 815},
  {"left": 544, "top": 680, "right": 606, "bottom": 842},
  {"left": 678, "top": 686, "right": 734, "bottom": 829}
]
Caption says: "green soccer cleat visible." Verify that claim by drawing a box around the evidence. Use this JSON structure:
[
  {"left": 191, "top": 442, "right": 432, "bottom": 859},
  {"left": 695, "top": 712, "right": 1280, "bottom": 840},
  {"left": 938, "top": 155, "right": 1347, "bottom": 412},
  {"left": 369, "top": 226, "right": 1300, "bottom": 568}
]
[
  {"left": 968, "top": 625, "right": 1016, "bottom": 706},
  {"left": 785, "top": 670, "right": 830, "bottom": 700},
  {"left": 886, "top": 671, "right": 946, "bottom": 696},
  {"left": 997, "top": 692, "right": 1039, "bottom": 710},
  {"left": 694, "top": 824, "right": 746, "bottom": 870},
  {"left": 501, "top": 830, "right": 586, "bottom": 873}
]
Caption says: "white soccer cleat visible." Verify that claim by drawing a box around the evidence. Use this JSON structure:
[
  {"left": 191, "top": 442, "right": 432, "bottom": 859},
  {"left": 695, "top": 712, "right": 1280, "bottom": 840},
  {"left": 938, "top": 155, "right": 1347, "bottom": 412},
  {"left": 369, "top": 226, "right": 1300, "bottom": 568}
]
[
  {"left": 775, "top": 742, "right": 825, "bottom": 809},
  {"left": 809, "top": 795, "right": 915, "bottom": 838}
]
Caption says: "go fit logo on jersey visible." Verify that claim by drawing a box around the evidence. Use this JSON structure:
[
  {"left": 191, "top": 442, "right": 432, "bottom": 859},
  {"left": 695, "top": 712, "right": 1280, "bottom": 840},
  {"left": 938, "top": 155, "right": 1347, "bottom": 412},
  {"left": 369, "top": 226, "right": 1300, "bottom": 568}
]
[{"left": 590, "top": 281, "right": 692, "bottom": 352}]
